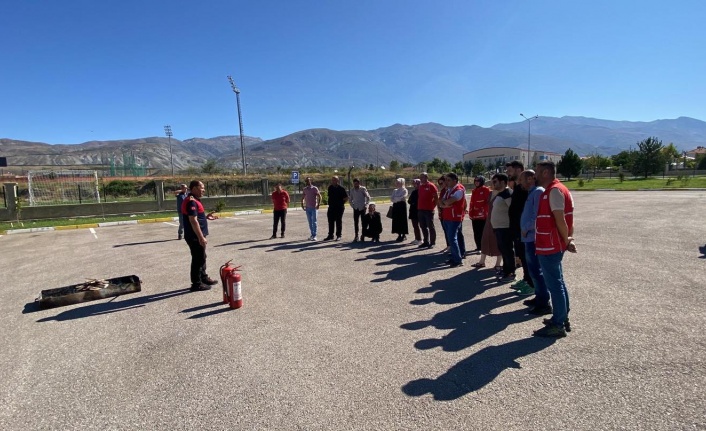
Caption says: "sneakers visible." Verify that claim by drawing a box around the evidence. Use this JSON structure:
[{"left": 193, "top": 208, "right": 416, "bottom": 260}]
[
  {"left": 280, "top": 233, "right": 285, "bottom": 238},
  {"left": 543, "top": 317, "right": 572, "bottom": 332},
  {"left": 190, "top": 283, "right": 212, "bottom": 292},
  {"left": 269, "top": 234, "right": 277, "bottom": 239},
  {"left": 428, "top": 243, "right": 435, "bottom": 249},
  {"left": 529, "top": 304, "right": 553, "bottom": 315},
  {"left": 532, "top": 324, "right": 567, "bottom": 338},
  {"left": 516, "top": 284, "right": 536, "bottom": 296},
  {"left": 354, "top": 235, "right": 359, "bottom": 242},
  {"left": 201, "top": 276, "right": 219, "bottom": 286},
  {"left": 419, "top": 242, "right": 430, "bottom": 248},
  {"left": 335, "top": 236, "right": 341, "bottom": 241},
  {"left": 448, "top": 261, "right": 464, "bottom": 268},
  {"left": 410, "top": 239, "right": 420, "bottom": 245},
  {"left": 323, "top": 236, "right": 334, "bottom": 241},
  {"left": 311, "top": 236, "right": 318, "bottom": 241},
  {"left": 510, "top": 280, "right": 529, "bottom": 290}
]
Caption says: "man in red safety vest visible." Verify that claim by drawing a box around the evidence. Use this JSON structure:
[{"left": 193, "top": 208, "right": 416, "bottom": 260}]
[
  {"left": 532, "top": 161, "right": 577, "bottom": 338},
  {"left": 439, "top": 172, "right": 467, "bottom": 267}
]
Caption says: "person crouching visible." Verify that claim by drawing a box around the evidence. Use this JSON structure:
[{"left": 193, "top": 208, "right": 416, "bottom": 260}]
[{"left": 361, "top": 203, "right": 383, "bottom": 243}]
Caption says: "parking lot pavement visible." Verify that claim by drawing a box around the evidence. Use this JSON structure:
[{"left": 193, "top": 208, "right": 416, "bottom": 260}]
[{"left": 1, "top": 192, "right": 705, "bottom": 430}]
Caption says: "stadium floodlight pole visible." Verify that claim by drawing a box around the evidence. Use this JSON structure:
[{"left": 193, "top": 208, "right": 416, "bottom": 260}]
[
  {"left": 520, "top": 113, "right": 539, "bottom": 166},
  {"left": 227, "top": 75, "right": 247, "bottom": 175},
  {"left": 164, "top": 125, "right": 174, "bottom": 176}
]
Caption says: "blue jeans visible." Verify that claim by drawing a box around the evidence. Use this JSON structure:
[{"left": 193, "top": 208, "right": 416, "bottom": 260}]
[
  {"left": 305, "top": 207, "right": 318, "bottom": 237},
  {"left": 537, "top": 251, "right": 570, "bottom": 327},
  {"left": 524, "top": 242, "right": 549, "bottom": 306},
  {"left": 442, "top": 220, "right": 465, "bottom": 264}
]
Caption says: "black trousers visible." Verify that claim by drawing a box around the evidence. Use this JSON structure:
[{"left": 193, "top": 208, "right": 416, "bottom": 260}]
[
  {"left": 273, "top": 209, "right": 287, "bottom": 235},
  {"left": 417, "top": 210, "right": 436, "bottom": 245},
  {"left": 353, "top": 208, "right": 365, "bottom": 235},
  {"left": 471, "top": 219, "right": 486, "bottom": 250},
  {"left": 186, "top": 238, "right": 207, "bottom": 286},
  {"left": 327, "top": 207, "right": 345, "bottom": 237},
  {"left": 494, "top": 228, "right": 516, "bottom": 277},
  {"left": 513, "top": 237, "right": 533, "bottom": 285}
]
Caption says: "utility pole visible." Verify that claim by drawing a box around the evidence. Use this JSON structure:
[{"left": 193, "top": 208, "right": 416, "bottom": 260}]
[
  {"left": 164, "top": 125, "right": 174, "bottom": 176},
  {"left": 227, "top": 75, "right": 247, "bottom": 175},
  {"left": 520, "top": 113, "right": 539, "bottom": 166}
]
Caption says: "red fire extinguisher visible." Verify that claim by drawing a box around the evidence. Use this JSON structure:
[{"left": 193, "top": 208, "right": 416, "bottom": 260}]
[
  {"left": 225, "top": 267, "right": 243, "bottom": 309},
  {"left": 219, "top": 260, "right": 236, "bottom": 304}
]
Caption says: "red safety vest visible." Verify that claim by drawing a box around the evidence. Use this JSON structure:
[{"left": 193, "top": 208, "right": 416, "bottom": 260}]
[
  {"left": 468, "top": 185, "right": 490, "bottom": 220},
  {"left": 535, "top": 179, "right": 574, "bottom": 255},
  {"left": 441, "top": 183, "right": 467, "bottom": 222}
]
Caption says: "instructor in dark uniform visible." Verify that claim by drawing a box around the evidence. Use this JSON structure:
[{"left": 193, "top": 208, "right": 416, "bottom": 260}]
[{"left": 182, "top": 180, "right": 218, "bottom": 291}]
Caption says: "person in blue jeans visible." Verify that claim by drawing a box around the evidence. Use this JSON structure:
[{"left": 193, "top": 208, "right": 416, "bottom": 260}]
[
  {"left": 301, "top": 177, "right": 321, "bottom": 241},
  {"left": 533, "top": 161, "right": 577, "bottom": 338},
  {"left": 518, "top": 170, "right": 550, "bottom": 313},
  {"left": 439, "top": 173, "right": 466, "bottom": 268}
]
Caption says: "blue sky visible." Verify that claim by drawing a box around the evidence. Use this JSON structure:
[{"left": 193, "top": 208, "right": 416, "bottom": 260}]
[{"left": 2, "top": 0, "right": 704, "bottom": 144}]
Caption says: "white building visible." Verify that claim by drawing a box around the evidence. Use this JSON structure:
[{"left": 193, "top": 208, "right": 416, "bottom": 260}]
[{"left": 462, "top": 147, "right": 563, "bottom": 169}]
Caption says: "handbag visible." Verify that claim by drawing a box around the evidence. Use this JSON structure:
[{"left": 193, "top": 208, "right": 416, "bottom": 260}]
[{"left": 386, "top": 206, "right": 394, "bottom": 218}]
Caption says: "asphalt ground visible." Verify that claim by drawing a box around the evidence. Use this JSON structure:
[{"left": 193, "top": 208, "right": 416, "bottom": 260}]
[{"left": 0, "top": 191, "right": 704, "bottom": 431}]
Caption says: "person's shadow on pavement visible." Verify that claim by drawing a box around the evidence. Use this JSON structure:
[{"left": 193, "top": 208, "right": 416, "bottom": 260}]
[{"left": 402, "top": 337, "right": 556, "bottom": 400}]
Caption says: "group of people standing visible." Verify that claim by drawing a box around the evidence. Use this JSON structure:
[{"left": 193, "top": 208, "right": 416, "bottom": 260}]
[{"left": 178, "top": 160, "right": 576, "bottom": 338}]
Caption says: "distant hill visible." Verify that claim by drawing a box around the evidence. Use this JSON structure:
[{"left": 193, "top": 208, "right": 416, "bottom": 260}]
[{"left": 2, "top": 116, "right": 705, "bottom": 171}]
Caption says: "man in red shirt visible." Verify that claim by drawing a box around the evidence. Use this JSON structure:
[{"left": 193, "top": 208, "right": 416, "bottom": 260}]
[
  {"left": 417, "top": 172, "right": 439, "bottom": 248},
  {"left": 270, "top": 183, "right": 290, "bottom": 239}
]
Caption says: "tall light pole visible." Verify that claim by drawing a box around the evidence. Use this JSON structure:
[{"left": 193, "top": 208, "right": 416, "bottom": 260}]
[
  {"left": 227, "top": 75, "right": 247, "bottom": 175},
  {"left": 164, "top": 125, "right": 174, "bottom": 176},
  {"left": 520, "top": 113, "right": 539, "bottom": 166}
]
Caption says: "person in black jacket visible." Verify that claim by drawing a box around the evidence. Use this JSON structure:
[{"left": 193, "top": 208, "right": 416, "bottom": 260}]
[
  {"left": 324, "top": 176, "right": 348, "bottom": 241},
  {"left": 407, "top": 179, "right": 422, "bottom": 244},
  {"left": 506, "top": 161, "right": 532, "bottom": 290},
  {"left": 361, "top": 203, "right": 383, "bottom": 243}
]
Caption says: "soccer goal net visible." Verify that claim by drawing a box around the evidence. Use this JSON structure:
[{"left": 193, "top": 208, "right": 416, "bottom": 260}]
[{"left": 27, "top": 170, "right": 101, "bottom": 206}]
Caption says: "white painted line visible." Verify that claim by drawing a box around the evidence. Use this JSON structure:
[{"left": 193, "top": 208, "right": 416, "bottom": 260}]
[
  {"left": 89, "top": 228, "right": 98, "bottom": 239},
  {"left": 163, "top": 222, "right": 179, "bottom": 227},
  {"left": 98, "top": 220, "right": 139, "bottom": 227},
  {"left": 6, "top": 227, "right": 56, "bottom": 234}
]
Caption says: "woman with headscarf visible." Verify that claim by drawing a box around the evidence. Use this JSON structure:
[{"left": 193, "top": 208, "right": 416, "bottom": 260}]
[
  {"left": 390, "top": 178, "right": 409, "bottom": 242},
  {"left": 436, "top": 175, "right": 450, "bottom": 252},
  {"left": 407, "top": 179, "right": 422, "bottom": 244}
]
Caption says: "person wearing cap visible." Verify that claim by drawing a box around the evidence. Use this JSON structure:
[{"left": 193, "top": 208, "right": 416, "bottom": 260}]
[
  {"left": 416, "top": 172, "right": 439, "bottom": 249},
  {"left": 349, "top": 178, "right": 370, "bottom": 242},
  {"left": 176, "top": 183, "right": 188, "bottom": 240}
]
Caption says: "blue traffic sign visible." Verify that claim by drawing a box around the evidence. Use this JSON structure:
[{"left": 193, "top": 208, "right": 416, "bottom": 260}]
[{"left": 291, "top": 171, "right": 300, "bottom": 184}]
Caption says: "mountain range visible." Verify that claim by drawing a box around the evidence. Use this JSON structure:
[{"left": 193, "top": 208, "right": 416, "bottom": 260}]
[{"left": 2, "top": 116, "right": 705, "bottom": 172}]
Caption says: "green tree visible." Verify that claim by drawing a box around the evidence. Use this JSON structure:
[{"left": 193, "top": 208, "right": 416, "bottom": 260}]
[
  {"left": 557, "top": 148, "right": 582, "bottom": 180},
  {"left": 632, "top": 136, "right": 664, "bottom": 178},
  {"left": 611, "top": 150, "right": 637, "bottom": 172},
  {"left": 401, "top": 162, "right": 413, "bottom": 169},
  {"left": 583, "top": 152, "right": 611, "bottom": 176},
  {"left": 697, "top": 154, "right": 706, "bottom": 170},
  {"left": 389, "top": 160, "right": 400, "bottom": 172},
  {"left": 661, "top": 143, "right": 680, "bottom": 170},
  {"left": 453, "top": 161, "right": 464, "bottom": 173},
  {"left": 426, "top": 157, "right": 451, "bottom": 174}
]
